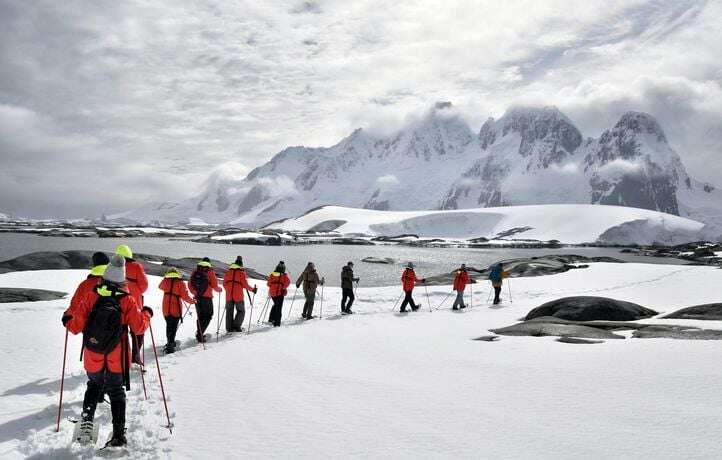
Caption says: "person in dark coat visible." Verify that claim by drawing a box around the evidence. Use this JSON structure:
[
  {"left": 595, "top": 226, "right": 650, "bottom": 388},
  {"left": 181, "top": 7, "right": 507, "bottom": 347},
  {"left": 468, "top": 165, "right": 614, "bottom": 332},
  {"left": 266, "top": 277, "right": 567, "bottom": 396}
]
[
  {"left": 340, "top": 261, "right": 359, "bottom": 314},
  {"left": 296, "top": 262, "right": 324, "bottom": 319}
]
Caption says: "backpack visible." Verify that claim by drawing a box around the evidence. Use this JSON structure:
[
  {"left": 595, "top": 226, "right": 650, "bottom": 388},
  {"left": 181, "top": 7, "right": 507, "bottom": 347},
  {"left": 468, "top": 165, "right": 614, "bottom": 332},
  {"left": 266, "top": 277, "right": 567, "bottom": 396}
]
[
  {"left": 191, "top": 268, "right": 209, "bottom": 296},
  {"left": 488, "top": 264, "right": 502, "bottom": 283},
  {"left": 83, "top": 294, "right": 124, "bottom": 354}
]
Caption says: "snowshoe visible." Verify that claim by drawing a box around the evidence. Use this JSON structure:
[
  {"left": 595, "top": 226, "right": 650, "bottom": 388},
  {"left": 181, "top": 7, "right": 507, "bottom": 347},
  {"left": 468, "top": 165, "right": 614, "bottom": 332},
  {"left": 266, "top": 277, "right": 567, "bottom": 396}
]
[
  {"left": 72, "top": 420, "right": 100, "bottom": 446},
  {"left": 452, "top": 306, "right": 459, "bottom": 311},
  {"left": 460, "top": 305, "right": 467, "bottom": 309},
  {"left": 345, "top": 309, "right": 354, "bottom": 314},
  {"left": 411, "top": 306, "right": 420, "bottom": 312}
]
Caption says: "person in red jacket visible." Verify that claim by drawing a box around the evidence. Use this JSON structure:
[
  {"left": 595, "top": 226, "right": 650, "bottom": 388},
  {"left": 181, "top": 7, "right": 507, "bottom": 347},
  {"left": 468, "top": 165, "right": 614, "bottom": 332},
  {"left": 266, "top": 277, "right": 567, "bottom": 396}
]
[
  {"left": 189, "top": 257, "right": 222, "bottom": 342},
  {"left": 158, "top": 267, "right": 195, "bottom": 354},
  {"left": 69, "top": 252, "right": 109, "bottom": 309},
  {"left": 61, "top": 254, "right": 152, "bottom": 447},
  {"left": 223, "top": 256, "right": 257, "bottom": 333},
  {"left": 452, "top": 263, "right": 471, "bottom": 310},
  {"left": 400, "top": 262, "right": 425, "bottom": 312},
  {"left": 267, "top": 261, "right": 290, "bottom": 327},
  {"left": 116, "top": 245, "right": 149, "bottom": 367}
]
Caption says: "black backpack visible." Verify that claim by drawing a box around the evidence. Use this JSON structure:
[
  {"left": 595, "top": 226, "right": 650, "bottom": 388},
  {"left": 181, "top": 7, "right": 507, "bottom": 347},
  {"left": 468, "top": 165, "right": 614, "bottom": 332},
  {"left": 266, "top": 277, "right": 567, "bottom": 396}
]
[
  {"left": 83, "top": 293, "right": 124, "bottom": 354},
  {"left": 191, "top": 268, "right": 209, "bottom": 296}
]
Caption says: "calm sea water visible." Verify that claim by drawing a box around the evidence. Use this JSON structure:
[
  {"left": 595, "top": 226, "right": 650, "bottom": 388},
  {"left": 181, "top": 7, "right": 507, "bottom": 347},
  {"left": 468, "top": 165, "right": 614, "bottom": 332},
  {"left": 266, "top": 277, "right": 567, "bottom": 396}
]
[{"left": 0, "top": 233, "right": 688, "bottom": 287}]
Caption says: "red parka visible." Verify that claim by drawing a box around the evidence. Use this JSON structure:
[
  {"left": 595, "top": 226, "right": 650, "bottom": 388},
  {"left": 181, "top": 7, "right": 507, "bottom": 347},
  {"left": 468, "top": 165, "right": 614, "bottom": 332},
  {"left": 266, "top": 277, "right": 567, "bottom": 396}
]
[
  {"left": 125, "top": 260, "right": 148, "bottom": 307},
  {"left": 224, "top": 264, "right": 253, "bottom": 302},
  {"left": 189, "top": 266, "right": 222, "bottom": 299},
  {"left": 69, "top": 270, "right": 104, "bottom": 310},
  {"left": 267, "top": 271, "right": 290, "bottom": 297},
  {"left": 401, "top": 268, "right": 421, "bottom": 291},
  {"left": 159, "top": 273, "right": 195, "bottom": 317},
  {"left": 453, "top": 270, "right": 470, "bottom": 291},
  {"left": 65, "top": 285, "right": 150, "bottom": 374}
]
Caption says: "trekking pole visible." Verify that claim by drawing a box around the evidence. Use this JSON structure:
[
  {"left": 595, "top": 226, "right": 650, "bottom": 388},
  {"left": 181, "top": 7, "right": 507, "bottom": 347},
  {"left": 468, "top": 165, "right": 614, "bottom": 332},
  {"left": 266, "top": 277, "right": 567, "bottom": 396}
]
[
  {"left": 354, "top": 280, "right": 359, "bottom": 297},
  {"left": 287, "top": 287, "right": 298, "bottom": 319},
  {"left": 486, "top": 281, "right": 493, "bottom": 304},
  {"left": 215, "top": 290, "right": 222, "bottom": 340},
  {"left": 257, "top": 297, "right": 271, "bottom": 325},
  {"left": 56, "top": 328, "right": 69, "bottom": 432},
  {"left": 181, "top": 302, "right": 192, "bottom": 322},
  {"left": 246, "top": 290, "right": 255, "bottom": 334},
  {"left": 391, "top": 292, "right": 403, "bottom": 312},
  {"left": 469, "top": 282, "right": 473, "bottom": 310},
  {"left": 134, "top": 334, "right": 148, "bottom": 400},
  {"left": 320, "top": 284, "right": 324, "bottom": 319},
  {"left": 435, "top": 291, "right": 453, "bottom": 310},
  {"left": 424, "top": 283, "right": 432, "bottom": 313},
  {"left": 195, "top": 303, "right": 206, "bottom": 350},
  {"left": 507, "top": 278, "right": 513, "bottom": 303},
  {"left": 148, "top": 322, "right": 173, "bottom": 434}
]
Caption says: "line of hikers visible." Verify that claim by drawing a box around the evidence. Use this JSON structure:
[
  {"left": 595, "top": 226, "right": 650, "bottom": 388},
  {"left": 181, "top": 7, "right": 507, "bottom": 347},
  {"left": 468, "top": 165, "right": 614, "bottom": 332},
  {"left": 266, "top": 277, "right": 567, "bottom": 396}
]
[{"left": 60, "top": 244, "right": 510, "bottom": 447}]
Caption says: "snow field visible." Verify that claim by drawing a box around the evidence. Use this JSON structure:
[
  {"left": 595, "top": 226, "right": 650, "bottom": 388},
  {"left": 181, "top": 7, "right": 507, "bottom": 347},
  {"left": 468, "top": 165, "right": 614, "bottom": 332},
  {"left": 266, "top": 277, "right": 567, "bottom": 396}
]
[{"left": 1, "top": 263, "right": 722, "bottom": 458}]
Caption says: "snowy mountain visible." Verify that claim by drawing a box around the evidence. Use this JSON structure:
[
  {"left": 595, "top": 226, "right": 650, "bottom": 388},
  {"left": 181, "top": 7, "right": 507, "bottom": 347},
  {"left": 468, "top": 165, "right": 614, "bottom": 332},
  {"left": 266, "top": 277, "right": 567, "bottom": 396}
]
[
  {"left": 266, "top": 204, "right": 705, "bottom": 245},
  {"left": 115, "top": 103, "right": 722, "bottom": 233}
]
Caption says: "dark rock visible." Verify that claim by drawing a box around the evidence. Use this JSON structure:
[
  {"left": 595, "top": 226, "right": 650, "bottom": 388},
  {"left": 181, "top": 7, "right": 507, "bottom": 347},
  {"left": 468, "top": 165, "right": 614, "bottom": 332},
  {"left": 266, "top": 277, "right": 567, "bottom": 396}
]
[
  {"left": 473, "top": 335, "right": 500, "bottom": 342},
  {"left": 361, "top": 257, "right": 395, "bottom": 264},
  {"left": 556, "top": 337, "right": 604, "bottom": 344},
  {"left": 524, "top": 316, "right": 692, "bottom": 332},
  {"left": 308, "top": 220, "right": 346, "bottom": 232},
  {"left": 490, "top": 321, "right": 625, "bottom": 339},
  {"left": 0, "top": 288, "right": 67, "bottom": 303},
  {"left": 525, "top": 296, "right": 657, "bottom": 321},
  {"left": 664, "top": 304, "right": 722, "bottom": 321},
  {"left": 633, "top": 327, "right": 722, "bottom": 340}
]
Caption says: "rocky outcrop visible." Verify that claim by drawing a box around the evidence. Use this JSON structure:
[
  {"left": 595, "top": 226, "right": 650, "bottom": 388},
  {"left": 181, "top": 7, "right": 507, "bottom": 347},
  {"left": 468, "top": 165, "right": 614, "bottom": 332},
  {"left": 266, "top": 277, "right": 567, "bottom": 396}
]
[
  {"left": 663, "top": 303, "right": 722, "bottom": 321},
  {"left": 490, "top": 321, "right": 625, "bottom": 340},
  {"left": 0, "top": 288, "right": 67, "bottom": 303},
  {"left": 524, "top": 296, "right": 658, "bottom": 321}
]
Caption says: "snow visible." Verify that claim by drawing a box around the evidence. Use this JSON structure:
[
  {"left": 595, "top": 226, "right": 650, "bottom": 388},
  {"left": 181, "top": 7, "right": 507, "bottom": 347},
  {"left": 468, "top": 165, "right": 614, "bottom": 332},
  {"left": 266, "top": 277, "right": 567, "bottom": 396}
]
[
  {"left": 2, "top": 262, "right": 722, "bottom": 458},
  {"left": 210, "top": 231, "right": 294, "bottom": 241},
  {"left": 267, "top": 204, "right": 704, "bottom": 244}
]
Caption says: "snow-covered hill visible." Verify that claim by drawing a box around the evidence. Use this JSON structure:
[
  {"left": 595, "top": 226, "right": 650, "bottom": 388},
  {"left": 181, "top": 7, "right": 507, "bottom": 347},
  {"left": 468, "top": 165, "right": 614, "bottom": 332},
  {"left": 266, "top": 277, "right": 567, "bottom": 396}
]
[
  {"left": 115, "top": 103, "right": 722, "bottom": 233},
  {"left": 266, "top": 204, "right": 705, "bottom": 245}
]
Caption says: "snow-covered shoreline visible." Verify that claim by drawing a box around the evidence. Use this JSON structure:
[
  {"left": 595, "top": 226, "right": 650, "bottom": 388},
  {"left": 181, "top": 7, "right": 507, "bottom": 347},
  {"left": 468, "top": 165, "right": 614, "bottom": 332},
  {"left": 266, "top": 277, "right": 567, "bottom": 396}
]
[{"left": 2, "top": 262, "right": 722, "bottom": 458}]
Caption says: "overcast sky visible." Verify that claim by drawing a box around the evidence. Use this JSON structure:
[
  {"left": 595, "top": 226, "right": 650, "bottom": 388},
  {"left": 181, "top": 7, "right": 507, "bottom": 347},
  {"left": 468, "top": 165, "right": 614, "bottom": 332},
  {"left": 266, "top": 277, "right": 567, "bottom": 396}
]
[{"left": 1, "top": 0, "right": 721, "bottom": 218}]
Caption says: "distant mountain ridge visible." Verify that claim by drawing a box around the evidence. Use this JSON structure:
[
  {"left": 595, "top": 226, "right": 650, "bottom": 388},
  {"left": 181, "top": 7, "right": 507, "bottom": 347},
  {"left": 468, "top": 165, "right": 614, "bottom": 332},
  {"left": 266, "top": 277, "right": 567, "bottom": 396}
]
[{"left": 113, "top": 103, "right": 722, "bottom": 234}]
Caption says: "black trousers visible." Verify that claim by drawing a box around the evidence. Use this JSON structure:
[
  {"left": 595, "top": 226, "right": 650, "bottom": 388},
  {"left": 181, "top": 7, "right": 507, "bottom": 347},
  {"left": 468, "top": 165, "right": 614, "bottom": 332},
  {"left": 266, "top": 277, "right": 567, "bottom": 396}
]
[
  {"left": 165, "top": 315, "right": 180, "bottom": 347},
  {"left": 400, "top": 290, "right": 417, "bottom": 311},
  {"left": 270, "top": 296, "right": 284, "bottom": 327},
  {"left": 302, "top": 291, "right": 316, "bottom": 318},
  {"left": 225, "top": 300, "right": 245, "bottom": 332},
  {"left": 82, "top": 370, "right": 126, "bottom": 431},
  {"left": 493, "top": 286, "right": 502, "bottom": 304},
  {"left": 341, "top": 288, "right": 355, "bottom": 311},
  {"left": 196, "top": 297, "right": 214, "bottom": 339}
]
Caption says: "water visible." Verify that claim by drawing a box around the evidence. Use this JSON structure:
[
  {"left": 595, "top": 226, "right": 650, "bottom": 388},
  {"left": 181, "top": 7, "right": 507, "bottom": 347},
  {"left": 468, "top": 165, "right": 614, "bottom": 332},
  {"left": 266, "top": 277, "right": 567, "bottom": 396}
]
[{"left": 0, "top": 233, "right": 689, "bottom": 287}]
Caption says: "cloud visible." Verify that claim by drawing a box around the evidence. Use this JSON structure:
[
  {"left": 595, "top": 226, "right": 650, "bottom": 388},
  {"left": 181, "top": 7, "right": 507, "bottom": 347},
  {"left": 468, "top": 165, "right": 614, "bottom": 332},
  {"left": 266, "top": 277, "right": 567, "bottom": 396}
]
[
  {"left": 375, "top": 174, "right": 400, "bottom": 187},
  {"left": 598, "top": 159, "right": 645, "bottom": 177},
  {"left": 0, "top": 0, "right": 721, "bottom": 216}
]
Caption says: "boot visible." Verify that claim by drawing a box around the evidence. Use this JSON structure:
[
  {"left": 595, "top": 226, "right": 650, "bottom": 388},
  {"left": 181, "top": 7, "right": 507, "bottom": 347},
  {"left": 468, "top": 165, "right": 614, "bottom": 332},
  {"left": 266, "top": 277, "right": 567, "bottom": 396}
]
[{"left": 108, "top": 399, "right": 127, "bottom": 446}]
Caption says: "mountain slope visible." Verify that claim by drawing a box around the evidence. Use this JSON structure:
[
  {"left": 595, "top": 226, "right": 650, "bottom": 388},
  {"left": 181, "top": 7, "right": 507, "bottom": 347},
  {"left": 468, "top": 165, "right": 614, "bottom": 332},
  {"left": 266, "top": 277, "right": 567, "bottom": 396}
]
[{"left": 115, "top": 103, "right": 722, "bottom": 234}]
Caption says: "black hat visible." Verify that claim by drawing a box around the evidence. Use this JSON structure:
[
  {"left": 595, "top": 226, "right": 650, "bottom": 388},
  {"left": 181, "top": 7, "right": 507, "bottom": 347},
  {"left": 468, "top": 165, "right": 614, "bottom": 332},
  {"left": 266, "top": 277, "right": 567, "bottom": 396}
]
[
  {"left": 275, "top": 261, "right": 286, "bottom": 273},
  {"left": 202, "top": 257, "right": 210, "bottom": 263},
  {"left": 235, "top": 256, "right": 243, "bottom": 266},
  {"left": 91, "top": 252, "right": 109, "bottom": 267},
  {"left": 347, "top": 261, "right": 354, "bottom": 266}
]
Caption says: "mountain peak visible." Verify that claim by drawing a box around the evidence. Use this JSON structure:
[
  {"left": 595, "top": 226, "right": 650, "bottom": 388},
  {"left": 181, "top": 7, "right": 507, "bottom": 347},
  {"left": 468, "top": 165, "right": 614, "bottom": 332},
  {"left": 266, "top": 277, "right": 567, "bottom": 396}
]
[{"left": 614, "top": 111, "right": 667, "bottom": 142}]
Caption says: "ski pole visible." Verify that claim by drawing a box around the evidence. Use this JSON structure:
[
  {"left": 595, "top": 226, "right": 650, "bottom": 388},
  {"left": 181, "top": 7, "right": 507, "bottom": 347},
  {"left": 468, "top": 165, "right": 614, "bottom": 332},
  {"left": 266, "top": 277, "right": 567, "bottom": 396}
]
[
  {"left": 424, "top": 284, "right": 432, "bottom": 312},
  {"left": 148, "top": 322, "right": 173, "bottom": 434},
  {"left": 391, "top": 292, "right": 403, "bottom": 312},
  {"left": 287, "top": 287, "right": 298, "bottom": 319},
  {"left": 215, "top": 290, "right": 222, "bottom": 339},
  {"left": 56, "top": 328, "right": 69, "bottom": 432},
  {"left": 486, "top": 281, "right": 493, "bottom": 303},
  {"left": 507, "top": 278, "right": 513, "bottom": 303},
  {"left": 181, "top": 302, "right": 192, "bottom": 322},
  {"left": 354, "top": 280, "right": 359, "bottom": 297},
  {"left": 469, "top": 282, "right": 473, "bottom": 310},
  {"left": 134, "top": 334, "right": 147, "bottom": 400},
  {"left": 257, "top": 297, "right": 271, "bottom": 324},
  {"left": 246, "top": 289, "right": 255, "bottom": 334}
]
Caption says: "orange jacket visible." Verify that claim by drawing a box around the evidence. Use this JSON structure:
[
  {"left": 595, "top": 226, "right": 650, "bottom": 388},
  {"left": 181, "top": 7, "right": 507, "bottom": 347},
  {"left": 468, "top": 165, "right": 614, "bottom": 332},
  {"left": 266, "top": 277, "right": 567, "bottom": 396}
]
[
  {"left": 69, "top": 274, "right": 103, "bottom": 309},
  {"left": 189, "top": 267, "right": 222, "bottom": 299},
  {"left": 65, "top": 286, "right": 150, "bottom": 374},
  {"left": 159, "top": 276, "right": 195, "bottom": 317},
  {"left": 223, "top": 267, "right": 253, "bottom": 302},
  {"left": 125, "top": 260, "right": 148, "bottom": 307},
  {"left": 401, "top": 268, "right": 420, "bottom": 291},
  {"left": 453, "top": 270, "right": 470, "bottom": 291},
  {"left": 267, "top": 272, "right": 290, "bottom": 297}
]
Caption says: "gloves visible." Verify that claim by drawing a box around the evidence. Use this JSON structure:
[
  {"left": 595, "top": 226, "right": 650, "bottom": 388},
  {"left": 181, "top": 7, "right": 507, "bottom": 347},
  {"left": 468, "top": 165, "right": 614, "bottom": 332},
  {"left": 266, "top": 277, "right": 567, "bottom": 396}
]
[
  {"left": 190, "top": 299, "right": 197, "bottom": 304},
  {"left": 253, "top": 286, "right": 258, "bottom": 294},
  {"left": 215, "top": 287, "right": 223, "bottom": 293},
  {"left": 354, "top": 277, "right": 360, "bottom": 282},
  {"left": 282, "top": 289, "right": 288, "bottom": 296},
  {"left": 296, "top": 283, "right": 301, "bottom": 289},
  {"left": 142, "top": 306, "right": 154, "bottom": 317},
  {"left": 421, "top": 278, "right": 427, "bottom": 283},
  {"left": 61, "top": 314, "right": 72, "bottom": 327},
  {"left": 321, "top": 277, "right": 325, "bottom": 286}
]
